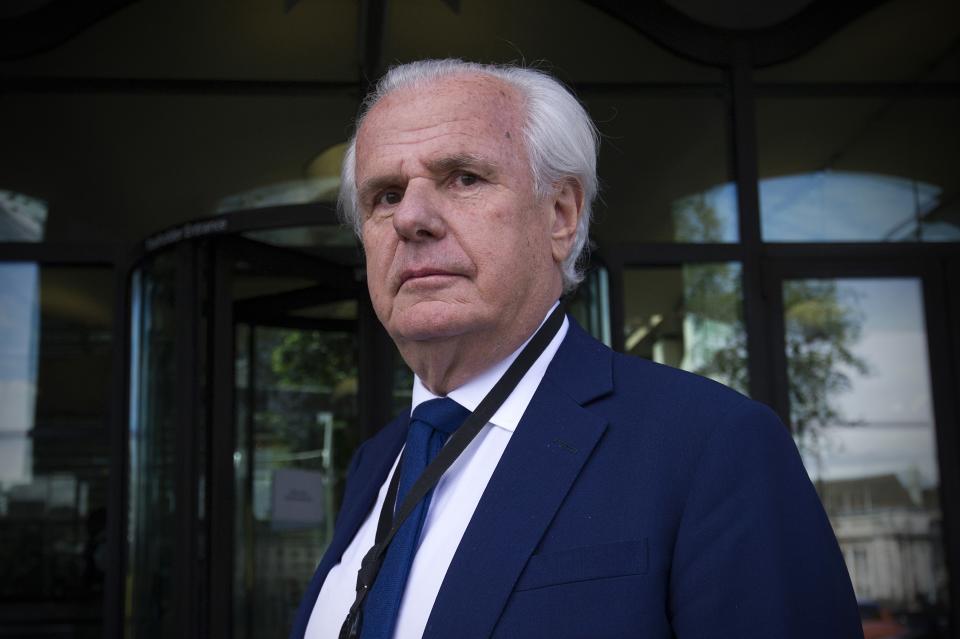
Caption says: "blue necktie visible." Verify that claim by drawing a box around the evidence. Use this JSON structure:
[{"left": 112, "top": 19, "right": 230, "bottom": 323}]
[{"left": 360, "top": 397, "right": 470, "bottom": 639}]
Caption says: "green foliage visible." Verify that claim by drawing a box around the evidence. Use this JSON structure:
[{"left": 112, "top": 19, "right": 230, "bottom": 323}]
[
  {"left": 673, "top": 193, "right": 725, "bottom": 243},
  {"left": 242, "top": 327, "right": 362, "bottom": 512},
  {"left": 783, "top": 280, "right": 869, "bottom": 453},
  {"left": 674, "top": 191, "right": 868, "bottom": 462},
  {"left": 270, "top": 330, "right": 357, "bottom": 391}
]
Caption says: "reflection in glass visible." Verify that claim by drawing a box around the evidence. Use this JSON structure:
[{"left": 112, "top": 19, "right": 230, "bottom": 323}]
[
  {"left": 784, "top": 277, "right": 949, "bottom": 634},
  {"left": 758, "top": 98, "right": 960, "bottom": 242},
  {"left": 0, "top": 264, "right": 112, "bottom": 638},
  {"left": 623, "top": 263, "right": 747, "bottom": 394},
  {"left": 382, "top": 0, "right": 722, "bottom": 84},
  {"left": 587, "top": 97, "right": 736, "bottom": 244},
  {"left": 217, "top": 143, "right": 347, "bottom": 215},
  {"left": 0, "top": 263, "right": 38, "bottom": 490},
  {"left": 754, "top": 0, "right": 960, "bottom": 84},
  {"left": 243, "top": 226, "right": 358, "bottom": 250},
  {"left": 0, "top": 190, "right": 47, "bottom": 242},
  {"left": 3, "top": 91, "right": 361, "bottom": 244},
  {"left": 671, "top": 182, "right": 739, "bottom": 243},
  {"left": 0, "top": 0, "right": 361, "bottom": 82},
  {"left": 760, "top": 170, "right": 950, "bottom": 241},
  {"left": 566, "top": 264, "right": 611, "bottom": 347},
  {"left": 216, "top": 180, "right": 340, "bottom": 214},
  {"left": 126, "top": 253, "right": 178, "bottom": 639},
  {"left": 234, "top": 322, "right": 359, "bottom": 639}
]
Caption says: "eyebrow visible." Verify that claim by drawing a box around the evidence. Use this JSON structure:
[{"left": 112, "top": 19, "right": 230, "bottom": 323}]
[
  {"left": 424, "top": 152, "right": 498, "bottom": 177},
  {"left": 357, "top": 175, "right": 403, "bottom": 208},
  {"left": 357, "top": 152, "right": 499, "bottom": 207}
]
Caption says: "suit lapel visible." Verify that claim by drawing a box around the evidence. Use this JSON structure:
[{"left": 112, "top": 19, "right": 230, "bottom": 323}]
[
  {"left": 423, "top": 320, "right": 612, "bottom": 639},
  {"left": 330, "top": 415, "right": 408, "bottom": 559}
]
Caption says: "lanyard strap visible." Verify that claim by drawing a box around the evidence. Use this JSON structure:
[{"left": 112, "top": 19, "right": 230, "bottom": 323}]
[{"left": 339, "top": 304, "right": 566, "bottom": 639}]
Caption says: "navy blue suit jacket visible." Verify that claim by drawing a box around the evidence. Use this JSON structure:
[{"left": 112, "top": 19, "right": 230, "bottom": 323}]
[{"left": 291, "top": 319, "right": 862, "bottom": 638}]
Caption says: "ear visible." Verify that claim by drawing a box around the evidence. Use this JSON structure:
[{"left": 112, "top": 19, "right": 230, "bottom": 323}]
[{"left": 549, "top": 179, "right": 585, "bottom": 265}]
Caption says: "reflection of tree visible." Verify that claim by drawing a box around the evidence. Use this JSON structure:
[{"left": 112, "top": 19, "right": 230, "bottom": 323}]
[
  {"left": 271, "top": 330, "right": 356, "bottom": 395},
  {"left": 674, "top": 190, "right": 869, "bottom": 465},
  {"left": 673, "top": 192, "right": 725, "bottom": 243},
  {"left": 675, "top": 193, "right": 748, "bottom": 394},
  {"left": 694, "top": 276, "right": 869, "bottom": 465},
  {"left": 782, "top": 281, "right": 868, "bottom": 466},
  {"left": 686, "top": 262, "right": 748, "bottom": 395},
  {"left": 266, "top": 329, "right": 359, "bottom": 510}
]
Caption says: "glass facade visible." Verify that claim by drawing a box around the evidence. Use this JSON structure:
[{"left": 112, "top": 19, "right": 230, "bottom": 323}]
[
  {"left": 588, "top": 96, "right": 737, "bottom": 244},
  {"left": 0, "top": 264, "right": 113, "bottom": 638},
  {"left": 0, "top": 0, "right": 958, "bottom": 637},
  {"left": 0, "top": 191, "right": 47, "bottom": 242},
  {"left": 783, "top": 277, "right": 949, "bottom": 632},
  {"left": 126, "top": 253, "right": 179, "bottom": 638},
  {"left": 623, "top": 264, "right": 747, "bottom": 395},
  {"left": 754, "top": 0, "right": 959, "bottom": 83},
  {"left": 234, "top": 321, "right": 359, "bottom": 639},
  {"left": 758, "top": 98, "right": 960, "bottom": 241}
]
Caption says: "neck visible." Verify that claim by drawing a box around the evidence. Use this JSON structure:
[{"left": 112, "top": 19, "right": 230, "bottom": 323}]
[{"left": 399, "top": 300, "right": 558, "bottom": 396}]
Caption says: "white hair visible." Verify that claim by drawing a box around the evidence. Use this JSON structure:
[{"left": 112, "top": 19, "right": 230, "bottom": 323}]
[{"left": 339, "top": 59, "right": 599, "bottom": 293}]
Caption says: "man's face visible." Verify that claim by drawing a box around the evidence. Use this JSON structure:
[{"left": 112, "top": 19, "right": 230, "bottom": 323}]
[{"left": 355, "top": 74, "right": 568, "bottom": 351}]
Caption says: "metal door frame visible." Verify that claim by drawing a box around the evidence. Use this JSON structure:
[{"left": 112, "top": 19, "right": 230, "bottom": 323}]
[{"left": 762, "top": 254, "right": 960, "bottom": 631}]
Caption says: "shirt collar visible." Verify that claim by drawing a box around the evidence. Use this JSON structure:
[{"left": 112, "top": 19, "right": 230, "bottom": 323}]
[{"left": 411, "top": 302, "right": 569, "bottom": 432}]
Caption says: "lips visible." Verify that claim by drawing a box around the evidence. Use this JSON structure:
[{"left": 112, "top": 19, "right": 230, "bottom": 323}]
[{"left": 398, "top": 267, "right": 461, "bottom": 287}]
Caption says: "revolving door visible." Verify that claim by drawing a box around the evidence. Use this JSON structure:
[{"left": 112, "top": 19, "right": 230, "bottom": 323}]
[{"left": 122, "top": 209, "right": 403, "bottom": 639}]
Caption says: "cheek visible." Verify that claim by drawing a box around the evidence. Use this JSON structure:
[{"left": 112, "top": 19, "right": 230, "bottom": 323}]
[
  {"left": 362, "top": 235, "right": 392, "bottom": 297},
  {"left": 366, "top": 254, "right": 390, "bottom": 291}
]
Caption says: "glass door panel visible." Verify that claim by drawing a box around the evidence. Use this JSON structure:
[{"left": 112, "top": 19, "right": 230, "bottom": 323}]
[
  {"left": 231, "top": 260, "right": 360, "bottom": 638},
  {"left": 125, "top": 251, "right": 179, "bottom": 638},
  {"left": 623, "top": 263, "right": 748, "bottom": 395},
  {"left": 124, "top": 231, "right": 368, "bottom": 638},
  {"left": 0, "top": 264, "right": 113, "bottom": 638},
  {"left": 782, "top": 277, "right": 949, "bottom": 635}
]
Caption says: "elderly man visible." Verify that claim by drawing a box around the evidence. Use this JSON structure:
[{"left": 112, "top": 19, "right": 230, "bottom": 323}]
[{"left": 291, "top": 59, "right": 862, "bottom": 639}]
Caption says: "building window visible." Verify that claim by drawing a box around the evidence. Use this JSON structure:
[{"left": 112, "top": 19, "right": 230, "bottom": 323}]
[{"left": 0, "top": 263, "right": 113, "bottom": 637}]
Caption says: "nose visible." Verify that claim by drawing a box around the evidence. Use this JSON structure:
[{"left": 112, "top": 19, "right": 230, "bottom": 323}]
[{"left": 392, "top": 177, "right": 445, "bottom": 242}]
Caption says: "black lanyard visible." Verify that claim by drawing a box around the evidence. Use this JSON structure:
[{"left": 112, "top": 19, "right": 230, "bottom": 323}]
[{"left": 339, "top": 304, "right": 566, "bottom": 639}]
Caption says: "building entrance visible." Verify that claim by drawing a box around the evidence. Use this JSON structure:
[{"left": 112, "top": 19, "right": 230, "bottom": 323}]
[{"left": 122, "top": 209, "right": 393, "bottom": 639}]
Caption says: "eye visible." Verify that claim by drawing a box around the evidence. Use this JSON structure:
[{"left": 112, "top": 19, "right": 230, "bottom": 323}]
[
  {"left": 377, "top": 190, "right": 402, "bottom": 206},
  {"left": 454, "top": 172, "right": 481, "bottom": 188}
]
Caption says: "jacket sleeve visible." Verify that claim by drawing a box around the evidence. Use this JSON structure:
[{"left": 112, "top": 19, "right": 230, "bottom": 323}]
[{"left": 668, "top": 400, "right": 864, "bottom": 639}]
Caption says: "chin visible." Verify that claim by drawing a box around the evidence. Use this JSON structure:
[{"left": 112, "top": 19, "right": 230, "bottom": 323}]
[{"left": 387, "top": 303, "right": 484, "bottom": 343}]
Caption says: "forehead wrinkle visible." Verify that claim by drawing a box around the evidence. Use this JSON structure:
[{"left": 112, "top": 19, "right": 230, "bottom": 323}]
[
  {"left": 364, "top": 122, "right": 500, "bottom": 152},
  {"left": 358, "top": 129, "right": 508, "bottom": 175},
  {"left": 356, "top": 75, "right": 530, "bottom": 192}
]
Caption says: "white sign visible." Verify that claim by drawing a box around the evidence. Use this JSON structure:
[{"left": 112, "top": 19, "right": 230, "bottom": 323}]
[{"left": 271, "top": 468, "right": 325, "bottom": 526}]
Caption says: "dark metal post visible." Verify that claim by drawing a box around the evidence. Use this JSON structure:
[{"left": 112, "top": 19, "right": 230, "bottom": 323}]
[
  {"left": 926, "top": 257, "right": 960, "bottom": 637},
  {"left": 358, "top": 292, "right": 395, "bottom": 438},
  {"left": 208, "top": 243, "right": 236, "bottom": 639},
  {"left": 729, "top": 44, "right": 774, "bottom": 408},
  {"left": 104, "top": 255, "right": 130, "bottom": 639}
]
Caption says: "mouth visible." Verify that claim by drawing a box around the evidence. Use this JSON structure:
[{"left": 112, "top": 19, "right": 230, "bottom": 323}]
[{"left": 398, "top": 268, "right": 461, "bottom": 287}]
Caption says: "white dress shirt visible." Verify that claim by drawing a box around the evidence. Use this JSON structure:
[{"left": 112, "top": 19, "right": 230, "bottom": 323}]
[{"left": 305, "top": 305, "right": 568, "bottom": 639}]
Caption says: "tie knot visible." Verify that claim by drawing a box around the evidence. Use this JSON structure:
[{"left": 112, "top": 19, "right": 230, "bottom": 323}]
[{"left": 411, "top": 398, "right": 470, "bottom": 436}]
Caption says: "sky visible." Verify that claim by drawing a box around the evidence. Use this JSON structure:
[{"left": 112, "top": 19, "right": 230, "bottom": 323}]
[
  {"left": 0, "top": 263, "right": 38, "bottom": 487},
  {"left": 796, "top": 278, "right": 940, "bottom": 488}
]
